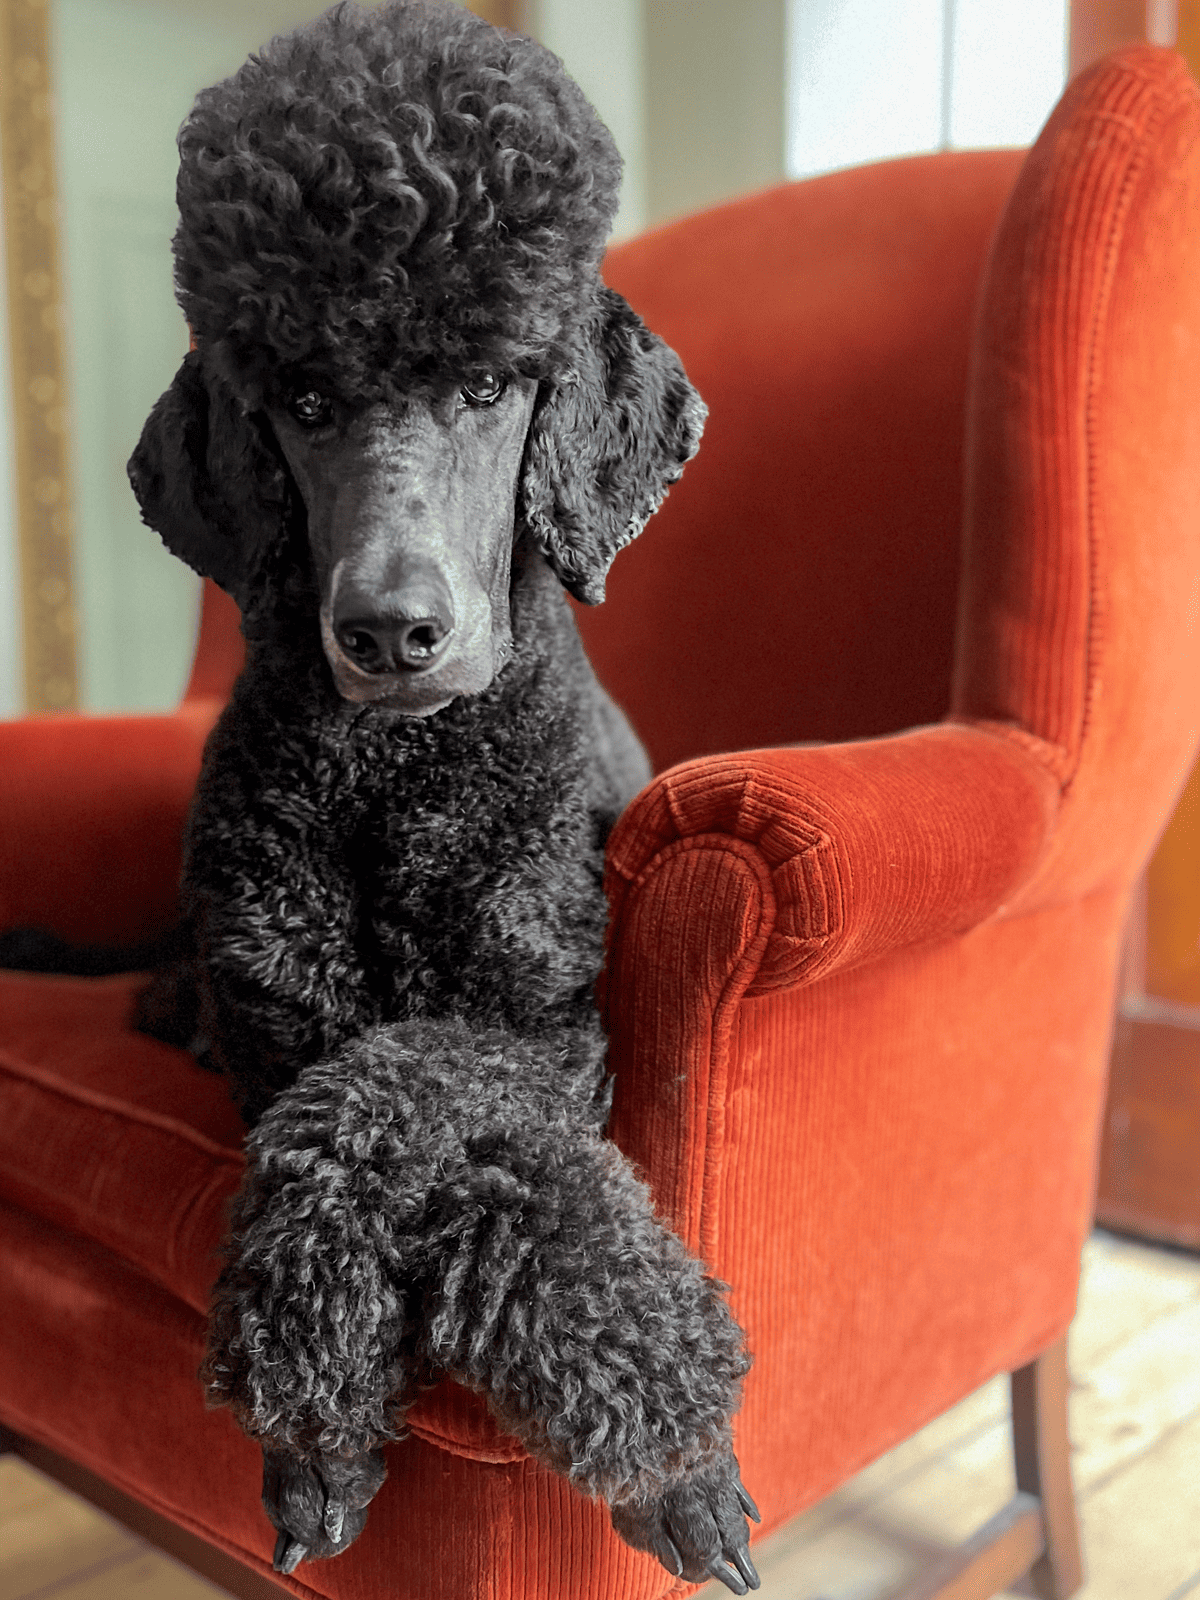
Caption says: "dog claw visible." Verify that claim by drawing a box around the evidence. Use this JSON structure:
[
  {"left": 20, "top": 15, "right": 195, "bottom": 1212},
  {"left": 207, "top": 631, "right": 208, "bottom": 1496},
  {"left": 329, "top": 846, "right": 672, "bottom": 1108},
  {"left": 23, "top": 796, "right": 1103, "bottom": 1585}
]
[
  {"left": 663, "top": 1535, "right": 684, "bottom": 1577},
  {"left": 731, "top": 1543, "right": 761, "bottom": 1589},
  {"left": 610, "top": 1451, "right": 756, "bottom": 1587},
  {"left": 262, "top": 1443, "right": 387, "bottom": 1565},
  {"left": 274, "top": 1532, "right": 307, "bottom": 1574},
  {"left": 709, "top": 1555, "right": 749, "bottom": 1595},
  {"left": 709, "top": 1535, "right": 760, "bottom": 1592},
  {"left": 735, "top": 1477, "right": 761, "bottom": 1524}
]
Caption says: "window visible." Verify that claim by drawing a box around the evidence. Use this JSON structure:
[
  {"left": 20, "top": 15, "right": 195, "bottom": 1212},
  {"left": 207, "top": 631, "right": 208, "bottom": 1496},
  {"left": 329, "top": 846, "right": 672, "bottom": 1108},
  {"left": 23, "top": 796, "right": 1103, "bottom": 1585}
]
[{"left": 787, "top": 0, "right": 1070, "bottom": 179}]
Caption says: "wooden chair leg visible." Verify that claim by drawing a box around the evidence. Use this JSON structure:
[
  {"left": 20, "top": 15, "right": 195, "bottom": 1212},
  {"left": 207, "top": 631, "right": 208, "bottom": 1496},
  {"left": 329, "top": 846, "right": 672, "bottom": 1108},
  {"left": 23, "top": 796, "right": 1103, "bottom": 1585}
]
[
  {"left": 891, "top": 1334, "right": 1083, "bottom": 1600},
  {"left": 1011, "top": 1335, "right": 1085, "bottom": 1600}
]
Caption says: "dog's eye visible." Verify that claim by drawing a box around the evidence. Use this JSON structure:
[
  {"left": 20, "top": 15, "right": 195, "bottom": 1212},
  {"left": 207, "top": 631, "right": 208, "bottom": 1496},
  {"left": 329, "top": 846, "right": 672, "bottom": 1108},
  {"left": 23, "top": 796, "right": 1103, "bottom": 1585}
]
[
  {"left": 460, "top": 373, "right": 506, "bottom": 408},
  {"left": 286, "top": 389, "right": 333, "bottom": 428}
]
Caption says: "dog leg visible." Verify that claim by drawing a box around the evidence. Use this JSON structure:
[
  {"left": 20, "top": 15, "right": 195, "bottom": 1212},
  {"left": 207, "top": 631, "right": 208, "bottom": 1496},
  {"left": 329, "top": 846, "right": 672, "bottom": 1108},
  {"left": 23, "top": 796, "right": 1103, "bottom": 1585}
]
[
  {"left": 422, "top": 1124, "right": 760, "bottom": 1593},
  {"left": 200, "top": 1050, "right": 431, "bottom": 1567},
  {"left": 201, "top": 1019, "right": 750, "bottom": 1580},
  {"left": 201, "top": 1018, "right": 609, "bottom": 1567}
]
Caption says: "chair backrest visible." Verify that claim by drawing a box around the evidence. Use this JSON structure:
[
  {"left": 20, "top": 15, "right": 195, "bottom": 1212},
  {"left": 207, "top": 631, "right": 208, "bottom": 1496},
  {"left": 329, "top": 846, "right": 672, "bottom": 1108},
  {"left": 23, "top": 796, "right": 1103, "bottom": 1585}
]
[
  {"left": 182, "top": 579, "right": 243, "bottom": 706},
  {"left": 184, "top": 42, "right": 1200, "bottom": 881},
  {"left": 590, "top": 147, "right": 1024, "bottom": 773},
  {"left": 953, "top": 45, "right": 1200, "bottom": 907},
  {"left": 181, "top": 151, "right": 1024, "bottom": 753}
]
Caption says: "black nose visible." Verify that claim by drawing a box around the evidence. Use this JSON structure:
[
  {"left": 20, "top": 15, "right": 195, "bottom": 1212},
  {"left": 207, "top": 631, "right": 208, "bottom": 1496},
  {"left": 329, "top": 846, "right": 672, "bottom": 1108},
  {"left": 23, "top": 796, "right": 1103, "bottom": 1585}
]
[{"left": 332, "top": 577, "right": 455, "bottom": 674}]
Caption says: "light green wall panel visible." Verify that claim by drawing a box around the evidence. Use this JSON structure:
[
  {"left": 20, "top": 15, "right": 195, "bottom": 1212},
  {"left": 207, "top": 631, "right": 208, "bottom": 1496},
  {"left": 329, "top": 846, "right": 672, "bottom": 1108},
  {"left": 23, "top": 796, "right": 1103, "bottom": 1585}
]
[
  {"left": 644, "top": 0, "right": 786, "bottom": 227},
  {"left": 55, "top": 0, "right": 195, "bottom": 710},
  {"left": 526, "top": 0, "right": 646, "bottom": 238},
  {"left": 52, "top": 0, "right": 331, "bottom": 711}
]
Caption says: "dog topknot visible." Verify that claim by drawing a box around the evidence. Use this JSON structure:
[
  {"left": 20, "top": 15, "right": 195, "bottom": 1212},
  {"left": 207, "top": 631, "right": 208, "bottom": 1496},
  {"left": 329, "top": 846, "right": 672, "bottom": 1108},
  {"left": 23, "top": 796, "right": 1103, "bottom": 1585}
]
[{"left": 174, "top": 0, "right": 622, "bottom": 403}]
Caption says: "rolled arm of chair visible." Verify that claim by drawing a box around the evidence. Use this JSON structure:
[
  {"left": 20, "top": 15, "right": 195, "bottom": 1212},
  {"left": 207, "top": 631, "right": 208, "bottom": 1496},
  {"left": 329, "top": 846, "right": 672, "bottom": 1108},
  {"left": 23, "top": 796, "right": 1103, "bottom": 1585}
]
[
  {"left": 0, "top": 703, "right": 219, "bottom": 946},
  {"left": 604, "top": 720, "right": 1061, "bottom": 999}
]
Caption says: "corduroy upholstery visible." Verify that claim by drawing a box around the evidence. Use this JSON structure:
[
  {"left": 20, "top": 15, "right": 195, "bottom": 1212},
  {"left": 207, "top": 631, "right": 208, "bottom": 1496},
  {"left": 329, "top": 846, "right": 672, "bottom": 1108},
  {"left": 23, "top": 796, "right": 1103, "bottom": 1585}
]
[{"left": 2, "top": 46, "right": 1199, "bottom": 1600}]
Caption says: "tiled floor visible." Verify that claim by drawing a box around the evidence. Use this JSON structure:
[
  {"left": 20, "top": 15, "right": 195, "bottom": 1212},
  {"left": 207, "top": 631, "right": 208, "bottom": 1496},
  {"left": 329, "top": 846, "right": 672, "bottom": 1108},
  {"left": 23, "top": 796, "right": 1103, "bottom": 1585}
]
[{"left": 3, "top": 1229, "right": 1199, "bottom": 1600}]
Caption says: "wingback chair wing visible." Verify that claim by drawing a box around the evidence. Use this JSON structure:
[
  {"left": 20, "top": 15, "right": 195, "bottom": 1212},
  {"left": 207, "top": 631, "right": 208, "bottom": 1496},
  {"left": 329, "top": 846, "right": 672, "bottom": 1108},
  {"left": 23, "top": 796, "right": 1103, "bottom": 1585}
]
[{"left": 3, "top": 44, "right": 1199, "bottom": 1600}]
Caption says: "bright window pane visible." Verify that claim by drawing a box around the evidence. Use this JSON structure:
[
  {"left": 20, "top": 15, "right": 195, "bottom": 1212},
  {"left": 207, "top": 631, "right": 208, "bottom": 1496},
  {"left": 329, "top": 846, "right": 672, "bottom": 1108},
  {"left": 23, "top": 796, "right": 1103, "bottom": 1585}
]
[
  {"left": 787, "top": 0, "right": 944, "bottom": 179},
  {"left": 786, "top": 0, "right": 1071, "bottom": 181},
  {"left": 949, "top": 0, "right": 1068, "bottom": 149}
]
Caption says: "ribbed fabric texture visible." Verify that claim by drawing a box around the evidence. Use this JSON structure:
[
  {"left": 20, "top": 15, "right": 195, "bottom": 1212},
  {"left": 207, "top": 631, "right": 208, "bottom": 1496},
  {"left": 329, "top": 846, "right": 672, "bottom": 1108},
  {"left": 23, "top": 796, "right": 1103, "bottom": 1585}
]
[
  {"left": 0, "top": 1046, "right": 240, "bottom": 1317},
  {"left": 183, "top": 579, "right": 244, "bottom": 705},
  {"left": 1, "top": 45, "right": 1199, "bottom": 1600},
  {"left": 0, "top": 708, "right": 217, "bottom": 943},
  {"left": 583, "top": 148, "right": 1025, "bottom": 773},
  {"left": 0, "top": 972, "right": 242, "bottom": 1139},
  {"left": 956, "top": 48, "right": 1200, "bottom": 907},
  {"left": 604, "top": 726, "right": 1060, "bottom": 997}
]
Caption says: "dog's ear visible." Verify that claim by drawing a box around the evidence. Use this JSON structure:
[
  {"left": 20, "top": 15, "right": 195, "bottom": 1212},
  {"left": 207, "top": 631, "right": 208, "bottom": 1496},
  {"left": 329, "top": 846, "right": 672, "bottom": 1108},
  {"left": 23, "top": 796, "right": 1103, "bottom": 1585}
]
[
  {"left": 127, "top": 350, "right": 291, "bottom": 612},
  {"left": 520, "top": 287, "right": 706, "bottom": 605}
]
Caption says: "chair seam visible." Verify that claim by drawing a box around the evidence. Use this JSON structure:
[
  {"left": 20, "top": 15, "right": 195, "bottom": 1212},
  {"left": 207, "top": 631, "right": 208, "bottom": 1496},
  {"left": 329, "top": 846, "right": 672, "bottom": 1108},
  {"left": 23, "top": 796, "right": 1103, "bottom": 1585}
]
[
  {"left": 0, "top": 1047, "right": 244, "bottom": 1165},
  {"left": 615, "top": 835, "right": 776, "bottom": 1269},
  {"left": 1071, "top": 74, "right": 1183, "bottom": 796}
]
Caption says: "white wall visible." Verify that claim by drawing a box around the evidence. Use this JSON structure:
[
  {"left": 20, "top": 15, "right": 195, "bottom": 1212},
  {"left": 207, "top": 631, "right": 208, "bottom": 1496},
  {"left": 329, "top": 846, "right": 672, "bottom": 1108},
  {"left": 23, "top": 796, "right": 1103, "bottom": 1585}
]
[
  {"left": 946, "top": 0, "right": 1071, "bottom": 150},
  {"left": 788, "top": 0, "right": 944, "bottom": 178},
  {"left": 788, "top": 0, "right": 1069, "bottom": 180}
]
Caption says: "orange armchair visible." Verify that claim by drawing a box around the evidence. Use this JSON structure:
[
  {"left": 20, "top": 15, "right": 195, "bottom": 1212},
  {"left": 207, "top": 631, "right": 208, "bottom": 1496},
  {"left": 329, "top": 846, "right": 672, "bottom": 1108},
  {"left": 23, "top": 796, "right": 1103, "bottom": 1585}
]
[{"left": 3, "top": 45, "right": 1199, "bottom": 1600}]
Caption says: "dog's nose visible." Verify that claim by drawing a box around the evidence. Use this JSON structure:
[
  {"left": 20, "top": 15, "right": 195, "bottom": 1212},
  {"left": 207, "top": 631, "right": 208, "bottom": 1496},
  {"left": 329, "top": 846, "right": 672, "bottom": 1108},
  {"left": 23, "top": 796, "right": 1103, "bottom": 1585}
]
[{"left": 332, "top": 575, "right": 455, "bottom": 674}]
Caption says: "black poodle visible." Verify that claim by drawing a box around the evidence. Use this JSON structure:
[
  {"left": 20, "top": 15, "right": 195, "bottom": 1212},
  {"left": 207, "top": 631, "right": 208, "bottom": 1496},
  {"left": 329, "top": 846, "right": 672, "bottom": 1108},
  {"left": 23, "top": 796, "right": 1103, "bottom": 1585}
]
[{"left": 126, "top": 2, "right": 759, "bottom": 1590}]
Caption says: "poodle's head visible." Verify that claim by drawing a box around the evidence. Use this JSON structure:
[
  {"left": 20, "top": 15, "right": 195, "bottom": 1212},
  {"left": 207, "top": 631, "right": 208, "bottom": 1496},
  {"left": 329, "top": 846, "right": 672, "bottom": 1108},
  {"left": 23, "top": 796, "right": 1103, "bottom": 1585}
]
[{"left": 129, "top": 0, "right": 705, "bottom": 714}]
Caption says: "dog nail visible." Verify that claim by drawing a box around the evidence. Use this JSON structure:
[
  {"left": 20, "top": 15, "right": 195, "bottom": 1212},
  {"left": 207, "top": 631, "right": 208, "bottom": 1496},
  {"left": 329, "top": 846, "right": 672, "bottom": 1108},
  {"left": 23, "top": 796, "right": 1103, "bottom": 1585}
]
[
  {"left": 710, "top": 1557, "right": 749, "bottom": 1596},
  {"left": 735, "top": 1478, "right": 761, "bottom": 1523},
  {"left": 274, "top": 1535, "right": 307, "bottom": 1574},
  {"left": 731, "top": 1544, "right": 760, "bottom": 1589}
]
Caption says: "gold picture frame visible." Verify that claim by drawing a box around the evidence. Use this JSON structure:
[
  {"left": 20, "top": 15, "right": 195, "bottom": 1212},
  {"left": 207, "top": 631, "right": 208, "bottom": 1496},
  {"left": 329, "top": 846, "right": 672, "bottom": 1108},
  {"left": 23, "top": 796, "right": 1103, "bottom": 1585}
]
[
  {"left": 0, "top": 0, "right": 79, "bottom": 712},
  {"left": 464, "top": 1, "right": 522, "bottom": 31}
]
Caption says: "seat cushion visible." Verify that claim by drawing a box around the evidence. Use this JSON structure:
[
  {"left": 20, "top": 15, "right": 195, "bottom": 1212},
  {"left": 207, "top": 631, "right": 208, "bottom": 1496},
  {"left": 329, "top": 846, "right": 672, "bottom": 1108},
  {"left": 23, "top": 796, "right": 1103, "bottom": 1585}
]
[
  {"left": 0, "top": 972, "right": 682, "bottom": 1597},
  {"left": 0, "top": 1201, "right": 663, "bottom": 1600},
  {"left": 0, "top": 971, "right": 525, "bottom": 1464},
  {"left": 0, "top": 971, "right": 244, "bottom": 1136}
]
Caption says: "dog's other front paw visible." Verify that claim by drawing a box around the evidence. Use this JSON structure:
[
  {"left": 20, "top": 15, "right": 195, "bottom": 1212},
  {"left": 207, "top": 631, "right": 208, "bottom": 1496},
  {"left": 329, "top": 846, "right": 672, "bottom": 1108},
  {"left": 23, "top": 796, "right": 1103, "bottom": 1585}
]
[
  {"left": 133, "top": 958, "right": 204, "bottom": 1054},
  {"left": 261, "top": 1445, "right": 388, "bottom": 1572},
  {"left": 610, "top": 1453, "right": 761, "bottom": 1594}
]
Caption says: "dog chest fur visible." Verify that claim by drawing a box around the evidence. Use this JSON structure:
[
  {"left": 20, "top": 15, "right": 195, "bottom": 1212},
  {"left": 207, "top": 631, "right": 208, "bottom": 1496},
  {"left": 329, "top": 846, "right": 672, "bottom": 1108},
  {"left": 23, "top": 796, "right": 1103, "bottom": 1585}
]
[{"left": 183, "top": 545, "right": 623, "bottom": 1124}]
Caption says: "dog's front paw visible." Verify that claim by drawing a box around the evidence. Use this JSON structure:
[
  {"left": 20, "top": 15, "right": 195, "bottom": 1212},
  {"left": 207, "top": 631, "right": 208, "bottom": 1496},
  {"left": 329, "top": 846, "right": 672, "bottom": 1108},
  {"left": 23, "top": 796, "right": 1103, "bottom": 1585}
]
[
  {"left": 611, "top": 1453, "right": 761, "bottom": 1594},
  {"left": 262, "top": 1445, "right": 388, "bottom": 1572}
]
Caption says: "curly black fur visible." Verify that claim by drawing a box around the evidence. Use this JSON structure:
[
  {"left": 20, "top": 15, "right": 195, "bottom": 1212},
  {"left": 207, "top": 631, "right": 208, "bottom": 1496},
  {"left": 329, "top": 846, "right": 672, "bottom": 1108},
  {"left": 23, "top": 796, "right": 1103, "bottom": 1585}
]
[
  {"left": 164, "top": 0, "right": 702, "bottom": 605},
  {"left": 127, "top": 3, "right": 757, "bottom": 1590},
  {"left": 174, "top": 2, "right": 618, "bottom": 402}
]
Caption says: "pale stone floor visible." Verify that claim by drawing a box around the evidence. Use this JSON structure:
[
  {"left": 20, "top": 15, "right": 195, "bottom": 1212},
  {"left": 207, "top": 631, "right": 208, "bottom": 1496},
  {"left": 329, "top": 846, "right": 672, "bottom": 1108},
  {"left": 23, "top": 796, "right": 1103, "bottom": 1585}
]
[{"left": 3, "top": 1229, "right": 1199, "bottom": 1600}]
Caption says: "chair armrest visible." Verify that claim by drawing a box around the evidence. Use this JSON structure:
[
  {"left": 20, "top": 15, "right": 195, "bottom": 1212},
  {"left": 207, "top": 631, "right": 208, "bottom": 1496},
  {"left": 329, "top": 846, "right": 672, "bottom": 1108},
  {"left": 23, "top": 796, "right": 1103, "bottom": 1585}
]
[
  {"left": 602, "top": 723, "right": 1085, "bottom": 1519},
  {"left": 604, "top": 721, "right": 1060, "bottom": 998},
  {"left": 0, "top": 703, "right": 219, "bottom": 945}
]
